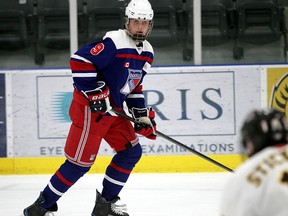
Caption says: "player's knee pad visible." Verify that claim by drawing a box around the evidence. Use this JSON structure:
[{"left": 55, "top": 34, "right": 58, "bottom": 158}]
[
  {"left": 113, "top": 144, "right": 142, "bottom": 169},
  {"left": 60, "top": 159, "right": 91, "bottom": 182}
]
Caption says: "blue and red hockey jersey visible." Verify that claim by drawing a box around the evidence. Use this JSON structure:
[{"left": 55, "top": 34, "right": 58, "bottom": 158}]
[{"left": 70, "top": 29, "right": 154, "bottom": 111}]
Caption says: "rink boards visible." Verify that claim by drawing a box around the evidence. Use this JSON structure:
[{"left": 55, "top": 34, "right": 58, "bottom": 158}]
[{"left": 0, "top": 65, "right": 287, "bottom": 174}]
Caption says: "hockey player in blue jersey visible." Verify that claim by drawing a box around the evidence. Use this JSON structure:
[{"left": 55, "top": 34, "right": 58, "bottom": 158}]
[{"left": 23, "top": 0, "right": 156, "bottom": 215}]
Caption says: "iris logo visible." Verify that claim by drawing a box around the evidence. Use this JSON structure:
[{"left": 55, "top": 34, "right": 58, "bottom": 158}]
[{"left": 51, "top": 92, "right": 73, "bottom": 122}]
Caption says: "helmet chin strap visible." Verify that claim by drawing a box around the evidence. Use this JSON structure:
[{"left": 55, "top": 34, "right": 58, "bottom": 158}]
[
  {"left": 124, "top": 29, "right": 146, "bottom": 44},
  {"left": 132, "top": 33, "right": 146, "bottom": 42}
]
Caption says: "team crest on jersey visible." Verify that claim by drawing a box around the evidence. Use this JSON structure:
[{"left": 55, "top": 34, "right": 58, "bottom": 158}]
[{"left": 121, "top": 69, "right": 142, "bottom": 95}]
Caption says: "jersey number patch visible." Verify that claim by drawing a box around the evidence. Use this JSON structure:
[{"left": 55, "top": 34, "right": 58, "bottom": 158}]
[{"left": 90, "top": 43, "right": 104, "bottom": 55}]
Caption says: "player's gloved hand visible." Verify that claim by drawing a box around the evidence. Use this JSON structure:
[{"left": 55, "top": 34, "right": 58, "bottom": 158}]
[
  {"left": 130, "top": 107, "right": 157, "bottom": 140},
  {"left": 81, "top": 81, "right": 111, "bottom": 114}
]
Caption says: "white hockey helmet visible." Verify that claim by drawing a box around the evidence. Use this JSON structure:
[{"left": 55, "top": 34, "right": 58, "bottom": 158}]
[{"left": 125, "top": 0, "right": 154, "bottom": 42}]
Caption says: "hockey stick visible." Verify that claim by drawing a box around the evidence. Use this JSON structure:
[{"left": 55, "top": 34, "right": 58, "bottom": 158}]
[{"left": 111, "top": 108, "right": 234, "bottom": 173}]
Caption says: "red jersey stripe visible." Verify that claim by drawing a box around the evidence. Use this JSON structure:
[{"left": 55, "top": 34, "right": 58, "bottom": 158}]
[
  {"left": 109, "top": 162, "right": 132, "bottom": 174},
  {"left": 131, "top": 85, "right": 143, "bottom": 93},
  {"left": 70, "top": 59, "right": 96, "bottom": 71},
  {"left": 116, "top": 54, "right": 153, "bottom": 64},
  {"left": 56, "top": 170, "right": 74, "bottom": 186}
]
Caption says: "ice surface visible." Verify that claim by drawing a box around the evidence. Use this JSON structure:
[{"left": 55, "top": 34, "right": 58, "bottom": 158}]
[{"left": 0, "top": 172, "right": 232, "bottom": 216}]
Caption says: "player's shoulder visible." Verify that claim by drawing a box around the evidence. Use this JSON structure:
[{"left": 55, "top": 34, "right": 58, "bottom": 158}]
[
  {"left": 104, "top": 29, "right": 132, "bottom": 49},
  {"left": 104, "top": 29, "right": 153, "bottom": 54},
  {"left": 142, "top": 39, "right": 154, "bottom": 54},
  {"left": 235, "top": 146, "right": 288, "bottom": 176},
  {"left": 104, "top": 29, "right": 126, "bottom": 40}
]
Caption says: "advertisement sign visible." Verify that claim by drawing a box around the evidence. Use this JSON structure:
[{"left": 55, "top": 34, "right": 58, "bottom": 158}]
[
  {"left": 37, "top": 75, "right": 73, "bottom": 139},
  {"left": 0, "top": 73, "right": 6, "bottom": 157},
  {"left": 141, "top": 66, "right": 260, "bottom": 155},
  {"left": 267, "top": 67, "right": 288, "bottom": 117},
  {"left": 8, "top": 66, "right": 261, "bottom": 157}
]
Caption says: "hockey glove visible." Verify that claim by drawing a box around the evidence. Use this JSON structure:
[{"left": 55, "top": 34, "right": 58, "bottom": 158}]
[
  {"left": 81, "top": 81, "right": 111, "bottom": 114},
  {"left": 130, "top": 107, "right": 157, "bottom": 140}
]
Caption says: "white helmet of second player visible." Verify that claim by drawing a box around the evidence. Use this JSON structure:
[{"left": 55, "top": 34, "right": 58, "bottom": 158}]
[{"left": 125, "top": 0, "right": 154, "bottom": 42}]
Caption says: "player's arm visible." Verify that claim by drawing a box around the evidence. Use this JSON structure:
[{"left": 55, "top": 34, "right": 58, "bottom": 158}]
[
  {"left": 81, "top": 81, "right": 111, "bottom": 114},
  {"left": 126, "top": 88, "right": 157, "bottom": 141},
  {"left": 130, "top": 106, "right": 157, "bottom": 140},
  {"left": 70, "top": 55, "right": 111, "bottom": 113},
  {"left": 70, "top": 39, "right": 116, "bottom": 114},
  {"left": 125, "top": 75, "right": 156, "bottom": 140},
  {"left": 70, "top": 38, "right": 116, "bottom": 92},
  {"left": 70, "top": 54, "right": 98, "bottom": 91},
  {"left": 125, "top": 84, "right": 145, "bottom": 109}
]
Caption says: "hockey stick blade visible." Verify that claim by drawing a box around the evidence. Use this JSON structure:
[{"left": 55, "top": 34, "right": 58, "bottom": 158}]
[{"left": 111, "top": 108, "right": 234, "bottom": 173}]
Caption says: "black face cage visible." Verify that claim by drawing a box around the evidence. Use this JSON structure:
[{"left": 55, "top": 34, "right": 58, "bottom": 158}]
[{"left": 124, "top": 18, "right": 154, "bottom": 42}]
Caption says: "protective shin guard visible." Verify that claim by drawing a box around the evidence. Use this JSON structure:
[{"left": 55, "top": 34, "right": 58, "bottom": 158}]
[
  {"left": 102, "top": 144, "right": 142, "bottom": 200},
  {"left": 41, "top": 159, "right": 90, "bottom": 209}
]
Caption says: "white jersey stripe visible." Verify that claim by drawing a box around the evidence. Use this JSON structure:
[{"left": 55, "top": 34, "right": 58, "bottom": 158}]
[
  {"left": 107, "top": 110, "right": 118, "bottom": 116},
  {"left": 72, "top": 73, "right": 97, "bottom": 78},
  {"left": 127, "top": 94, "right": 145, "bottom": 99},
  {"left": 142, "top": 61, "right": 151, "bottom": 73},
  {"left": 75, "top": 106, "right": 90, "bottom": 163},
  {"left": 71, "top": 54, "right": 92, "bottom": 63},
  {"left": 77, "top": 107, "right": 91, "bottom": 163},
  {"left": 48, "top": 182, "right": 64, "bottom": 196},
  {"left": 104, "top": 174, "right": 126, "bottom": 186}
]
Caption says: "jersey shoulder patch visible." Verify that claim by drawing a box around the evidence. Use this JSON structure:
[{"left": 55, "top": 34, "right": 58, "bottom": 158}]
[{"left": 90, "top": 43, "right": 105, "bottom": 55}]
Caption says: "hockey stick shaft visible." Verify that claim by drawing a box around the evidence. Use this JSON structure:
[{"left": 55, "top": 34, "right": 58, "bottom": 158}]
[{"left": 111, "top": 109, "right": 234, "bottom": 173}]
